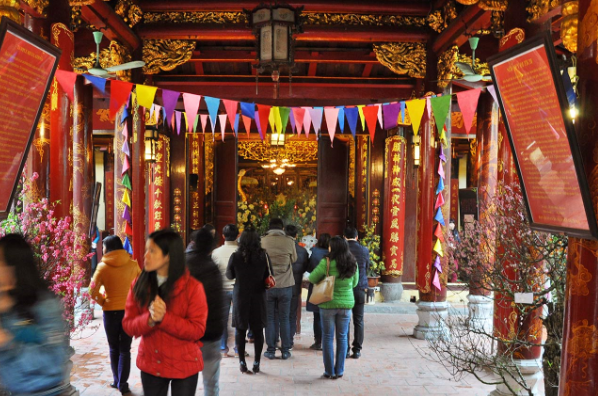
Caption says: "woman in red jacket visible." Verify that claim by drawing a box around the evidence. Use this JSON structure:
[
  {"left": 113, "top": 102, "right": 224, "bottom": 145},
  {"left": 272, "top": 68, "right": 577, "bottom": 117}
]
[{"left": 123, "top": 229, "right": 208, "bottom": 396}]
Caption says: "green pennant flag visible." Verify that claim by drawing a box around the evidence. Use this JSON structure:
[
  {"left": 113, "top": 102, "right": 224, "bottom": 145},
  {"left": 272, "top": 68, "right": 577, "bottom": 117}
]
[
  {"left": 430, "top": 95, "right": 452, "bottom": 137},
  {"left": 194, "top": 114, "right": 200, "bottom": 133},
  {"left": 122, "top": 173, "right": 132, "bottom": 190},
  {"left": 279, "top": 107, "right": 291, "bottom": 134}
]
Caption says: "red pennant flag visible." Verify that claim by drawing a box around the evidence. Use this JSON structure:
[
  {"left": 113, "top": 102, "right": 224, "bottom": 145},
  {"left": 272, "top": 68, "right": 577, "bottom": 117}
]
[
  {"left": 434, "top": 223, "right": 444, "bottom": 242},
  {"left": 110, "top": 80, "right": 134, "bottom": 120},
  {"left": 125, "top": 221, "right": 133, "bottom": 236},
  {"left": 257, "top": 104, "right": 272, "bottom": 135},
  {"left": 55, "top": 70, "right": 77, "bottom": 102},
  {"left": 456, "top": 89, "right": 482, "bottom": 135},
  {"left": 434, "top": 192, "right": 445, "bottom": 210},
  {"left": 222, "top": 100, "right": 239, "bottom": 132},
  {"left": 242, "top": 115, "right": 252, "bottom": 138},
  {"left": 362, "top": 105, "right": 379, "bottom": 143},
  {"left": 293, "top": 107, "right": 306, "bottom": 136}
]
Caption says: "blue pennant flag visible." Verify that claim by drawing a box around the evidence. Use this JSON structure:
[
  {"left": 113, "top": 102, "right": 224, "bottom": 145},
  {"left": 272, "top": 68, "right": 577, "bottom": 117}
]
[
  {"left": 83, "top": 74, "right": 106, "bottom": 94},
  {"left": 123, "top": 237, "right": 133, "bottom": 255},
  {"left": 234, "top": 113, "right": 240, "bottom": 136},
  {"left": 241, "top": 102, "right": 255, "bottom": 119},
  {"left": 337, "top": 106, "right": 345, "bottom": 133},
  {"left": 400, "top": 101, "right": 406, "bottom": 123},
  {"left": 345, "top": 107, "right": 359, "bottom": 137},
  {"left": 121, "top": 106, "right": 129, "bottom": 124},
  {"left": 204, "top": 96, "right": 220, "bottom": 131},
  {"left": 436, "top": 177, "right": 445, "bottom": 195},
  {"left": 434, "top": 208, "right": 445, "bottom": 226}
]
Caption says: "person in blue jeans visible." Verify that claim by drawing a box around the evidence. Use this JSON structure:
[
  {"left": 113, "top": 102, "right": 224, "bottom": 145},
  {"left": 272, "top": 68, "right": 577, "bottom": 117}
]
[
  {"left": 309, "top": 236, "right": 358, "bottom": 379},
  {"left": 306, "top": 233, "right": 331, "bottom": 350}
]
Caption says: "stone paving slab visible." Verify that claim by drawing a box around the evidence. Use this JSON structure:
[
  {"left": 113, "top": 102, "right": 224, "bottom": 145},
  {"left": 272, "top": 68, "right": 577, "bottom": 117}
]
[{"left": 70, "top": 305, "right": 495, "bottom": 396}]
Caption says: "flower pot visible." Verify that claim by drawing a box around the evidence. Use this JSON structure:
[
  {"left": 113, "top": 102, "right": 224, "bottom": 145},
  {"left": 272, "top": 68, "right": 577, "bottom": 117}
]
[{"left": 367, "top": 276, "right": 380, "bottom": 288}]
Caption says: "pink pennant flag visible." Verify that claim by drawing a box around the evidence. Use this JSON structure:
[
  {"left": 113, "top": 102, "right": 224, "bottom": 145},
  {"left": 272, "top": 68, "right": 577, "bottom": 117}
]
[
  {"left": 182, "top": 93, "right": 202, "bottom": 133},
  {"left": 218, "top": 114, "right": 228, "bottom": 142},
  {"left": 434, "top": 192, "right": 445, "bottom": 210},
  {"left": 122, "top": 140, "right": 130, "bottom": 157},
  {"left": 121, "top": 121, "right": 128, "bottom": 137},
  {"left": 438, "top": 161, "right": 445, "bottom": 179},
  {"left": 302, "top": 107, "right": 312, "bottom": 137},
  {"left": 55, "top": 70, "right": 77, "bottom": 102},
  {"left": 308, "top": 107, "right": 324, "bottom": 137},
  {"left": 175, "top": 111, "right": 182, "bottom": 135},
  {"left": 432, "top": 270, "right": 441, "bottom": 291},
  {"left": 293, "top": 107, "right": 306, "bottom": 136},
  {"left": 242, "top": 115, "right": 252, "bottom": 138},
  {"left": 376, "top": 104, "right": 383, "bottom": 129},
  {"left": 200, "top": 114, "right": 208, "bottom": 133},
  {"left": 121, "top": 156, "right": 130, "bottom": 175},
  {"left": 222, "top": 99, "right": 239, "bottom": 132},
  {"left": 487, "top": 85, "right": 498, "bottom": 104},
  {"left": 456, "top": 88, "right": 482, "bottom": 136},
  {"left": 324, "top": 107, "right": 340, "bottom": 146},
  {"left": 433, "top": 255, "right": 443, "bottom": 273}
]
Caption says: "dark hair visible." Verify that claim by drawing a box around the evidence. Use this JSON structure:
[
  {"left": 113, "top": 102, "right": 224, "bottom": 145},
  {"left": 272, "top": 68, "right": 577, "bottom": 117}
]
[
  {"left": 0, "top": 234, "right": 49, "bottom": 320},
  {"left": 194, "top": 228, "right": 215, "bottom": 258},
  {"left": 202, "top": 223, "right": 215, "bottom": 233},
  {"left": 284, "top": 224, "right": 298, "bottom": 238},
  {"left": 327, "top": 236, "right": 357, "bottom": 280},
  {"left": 316, "top": 233, "right": 331, "bottom": 249},
  {"left": 238, "top": 228, "right": 265, "bottom": 263},
  {"left": 133, "top": 229, "right": 186, "bottom": 308},
  {"left": 188, "top": 229, "right": 199, "bottom": 245},
  {"left": 222, "top": 224, "right": 239, "bottom": 241},
  {"left": 103, "top": 235, "right": 124, "bottom": 253},
  {"left": 268, "top": 218, "right": 284, "bottom": 230},
  {"left": 343, "top": 226, "right": 358, "bottom": 239}
]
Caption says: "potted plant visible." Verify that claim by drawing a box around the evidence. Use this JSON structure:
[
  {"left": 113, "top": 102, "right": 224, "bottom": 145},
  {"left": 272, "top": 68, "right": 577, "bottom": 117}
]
[{"left": 360, "top": 224, "right": 385, "bottom": 287}]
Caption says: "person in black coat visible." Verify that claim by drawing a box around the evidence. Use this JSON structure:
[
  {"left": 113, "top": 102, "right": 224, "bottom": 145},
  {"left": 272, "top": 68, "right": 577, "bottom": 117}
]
[
  {"left": 185, "top": 228, "right": 225, "bottom": 396},
  {"left": 226, "top": 227, "right": 271, "bottom": 374},
  {"left": 284, "top": 225, "right": 309, "bottom": 347},
  {"left": 306, "top": 233, "right": 331, "bottom": 350}
]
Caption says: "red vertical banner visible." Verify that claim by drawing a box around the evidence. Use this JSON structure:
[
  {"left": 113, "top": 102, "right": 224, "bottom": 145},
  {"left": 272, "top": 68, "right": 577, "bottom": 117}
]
[
  {"left": 356, "top": 136, "right": 369, "bottom": 231},
  {"left": 450, "top": 179, "right": 459, "bottom": 225},
  {"left": 114, "top": 111, "right": 128, "bottom": 240},
  {"left": 189, "top": 133, "right": 202, "bottom": 231},
  {"left": 148, "top": 134, "right": 170, "bottom": 232},
  {"left": 104, "top": 152, "right": 114, "bottom": 233},
  {"left": 382, "top": 135, "right": 406, "bottom": 276}
]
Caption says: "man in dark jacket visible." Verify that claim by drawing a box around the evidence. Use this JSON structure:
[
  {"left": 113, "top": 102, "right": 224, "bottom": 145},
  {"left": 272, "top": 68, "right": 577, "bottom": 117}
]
[
  {"left": 344, "top": 226, "right": 370, "bottom": 359},
  {"left": 284, "top": 225, "right": 309, "bottom": 348},
  {"left": 185, "top": 228, "right": 224, "bottom": 396}
]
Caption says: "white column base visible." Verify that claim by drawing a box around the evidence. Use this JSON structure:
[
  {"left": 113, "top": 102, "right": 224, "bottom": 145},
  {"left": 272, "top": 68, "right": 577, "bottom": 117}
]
[
  {"left": 413, "top": 301, "right": 449, "bottom": 340},
  {"left": 489, "top": 358, "right": 543, "bottom": 396},
  {"left": 467, "top": 293, "right": 494, "bottom": 334}
]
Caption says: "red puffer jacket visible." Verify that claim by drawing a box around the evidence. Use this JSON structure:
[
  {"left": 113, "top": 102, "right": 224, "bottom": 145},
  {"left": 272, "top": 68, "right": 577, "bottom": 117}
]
[{"left": 123, "top": 271, "right": 208, "bottom": 379}]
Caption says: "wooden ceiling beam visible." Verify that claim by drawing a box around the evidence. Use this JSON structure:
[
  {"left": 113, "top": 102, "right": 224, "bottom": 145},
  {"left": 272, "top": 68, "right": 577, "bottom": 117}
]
[
  {"left": 307, "top": 52, "right": 319, "bottom": 76},
  {"left": 140, "top": 0, "right": 431, "bottom": 15},
  {"left": 191, "top": 50, "right": 378, "bottom": 64},
  {"left": 432, "top": 5, "right": 490, "bottom": 54},
  {"left": 80, "top": 0, "right": 141, "bottom": 50},
  {"left": 138, "top": 24, "right": 428, "bottom": 43}
]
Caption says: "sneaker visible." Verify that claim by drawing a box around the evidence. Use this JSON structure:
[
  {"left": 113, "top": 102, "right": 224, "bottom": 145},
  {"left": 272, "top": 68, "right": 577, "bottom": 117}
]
[
  {"left": 282, "top": 351, "right": 291, "bottom": 360},
  {"left": 264, "top": 351, "right": 276, "bottom": 360}
]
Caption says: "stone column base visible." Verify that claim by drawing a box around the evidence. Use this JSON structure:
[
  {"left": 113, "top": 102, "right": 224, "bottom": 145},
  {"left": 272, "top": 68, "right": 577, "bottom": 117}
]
[
  {"left": 467, "top": 293, "right": 494, "bottom": 334},
  {"left": 380, "top": 282, "right": 403, "bottom": 302},
  {"left": 413, "top": 301, "right": 449, "bottom": 340},
  {"left": 489, "top": 358, "right": 543, "bottom": 396}
]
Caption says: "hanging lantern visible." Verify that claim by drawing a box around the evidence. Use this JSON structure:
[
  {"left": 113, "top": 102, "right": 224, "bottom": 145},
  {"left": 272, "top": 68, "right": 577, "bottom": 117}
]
[{"left": 249, "top": 3, "right": 303, "bottom": 99}]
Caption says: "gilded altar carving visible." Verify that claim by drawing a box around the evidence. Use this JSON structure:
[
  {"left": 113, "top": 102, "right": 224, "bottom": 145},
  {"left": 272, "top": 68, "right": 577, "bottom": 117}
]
[
  {"left": 560, "top": 1, "right": 579, "bottom": 53},
  {"left": 500, "top": 27, "right": 525, "bottom": 48},
  {"left": 527, "top": 0, "right": 560, "bottom": 22},
  {"left": 478, "top": 0, "right": 508, "bottom": 11},
  {"left": 237, "top": 141, "right": 318, "bottom": 163},
  {"left": 580, "top": 0, "right": 598, "bottom": 54},
  {"left": 115, "top": 0, "right": 143, "bottom": 28},
  {"left": 563, "top": 319, "right": 598, "bottom": 396},
  {"left": 21, "top": 0, "right": 49, "bottom": 16},
  {"left": 427, "top": 1, "right": 457, "bottom": 33},
  {"left": 72, "top": 40, "right": 133, "bottom": 82},
  {"left": 437, "top": 46, "right": 459, "bottom": 89},
  {"left": 144, "top": 11, "right": 247, "bottom": 24},
  {"left": 205, "top": 139, "right": 214, "bottom": 194},
  {"left": 567, "top": 242, "right": 592, "bottom": 296},
  {"left": 373, "top": 42, "right": 426, "bottom": 78},
  {"left": 142, "top": 39, "right": 195, "bottom": 75},
  {"left": 68, "top": 0, "right": 94, "bottom": 5},
  {"left": 0, "top": 0, "right": 20, "bottom": 22}
]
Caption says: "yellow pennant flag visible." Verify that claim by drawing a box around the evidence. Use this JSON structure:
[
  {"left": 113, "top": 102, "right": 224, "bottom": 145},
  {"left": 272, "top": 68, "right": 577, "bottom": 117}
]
[
  {"left": 121, "top": 189, "right": 131, "bottom": 207},
  {"left": 269, "top": 106, "right": 278, "bottom": 134},
  {"left": 433, "top": 238, "right": 444, "bottom": 257},
  {"left": 183, "top": 112, "right": 189, "bottom": 132},
  {"left": 357, "top": 105, "right": 366, "bottom": 131},
  {"left": 136, "top": 85, "right": 158, "bottom": 110},
  {"left": 406, "top": 99, "right": 426, "bottom": 136}
]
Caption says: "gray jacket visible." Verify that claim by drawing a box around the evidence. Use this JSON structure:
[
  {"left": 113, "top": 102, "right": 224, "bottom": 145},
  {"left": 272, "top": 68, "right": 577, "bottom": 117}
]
[{"left": 261, "top": 229, "right": 297, "bottom": 289}]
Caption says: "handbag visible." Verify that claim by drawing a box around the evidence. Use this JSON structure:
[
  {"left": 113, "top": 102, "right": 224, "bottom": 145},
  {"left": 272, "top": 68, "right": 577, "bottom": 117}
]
[
  {"left": 265, "top": 254, "right": 276, "bottom": 289},
  {"left": 308, "top": 258, "right": 335, "bottom": 305}
]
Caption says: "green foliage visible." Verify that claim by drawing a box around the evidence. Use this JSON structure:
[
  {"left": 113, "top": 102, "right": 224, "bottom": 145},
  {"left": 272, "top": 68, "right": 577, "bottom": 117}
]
[{"left": 360, "top": 224, "right": 385, "bottom": 277}]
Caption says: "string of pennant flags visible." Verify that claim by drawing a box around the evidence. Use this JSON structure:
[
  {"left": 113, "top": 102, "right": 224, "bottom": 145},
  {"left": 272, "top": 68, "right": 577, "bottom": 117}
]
[{"left": 54, "top": 70, "right": 490, "bottom": 145}]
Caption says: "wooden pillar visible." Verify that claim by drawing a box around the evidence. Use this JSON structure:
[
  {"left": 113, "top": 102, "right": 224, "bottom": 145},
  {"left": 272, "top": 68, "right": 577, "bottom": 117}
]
[
  {"left": 131, "top": 98, "right": 146, "bottom": 262},
  {"left": 49, "top": 23, "right": 73, "bottom": 220},
  {"left": 559, "top": 1, "right": 598, "bottom": 394},
  {"left": 368, "top": 128, "right": 386, "bottom": 236},
  {"left": 402, "top": 131, "right": 419, "bottom": 283}
]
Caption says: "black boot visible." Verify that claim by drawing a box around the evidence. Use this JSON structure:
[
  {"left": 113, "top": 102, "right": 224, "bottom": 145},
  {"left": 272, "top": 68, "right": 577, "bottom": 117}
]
[{"left": 253, "top": 361, "right": 260, "bottom": 374}]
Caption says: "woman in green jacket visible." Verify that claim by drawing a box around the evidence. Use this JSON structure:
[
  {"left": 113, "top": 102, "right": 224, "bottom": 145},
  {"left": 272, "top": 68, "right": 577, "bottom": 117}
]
[{"left": 309, "top": 236, "right": 358, "bottom": 379}]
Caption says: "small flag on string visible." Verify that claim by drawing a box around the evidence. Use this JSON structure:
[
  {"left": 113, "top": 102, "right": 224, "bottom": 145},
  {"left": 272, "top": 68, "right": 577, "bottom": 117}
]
[
  {"left": 302, "top": 107, "right": 312, "bottom": 137},
  {"left": 55, "top": 70, "right": 77, "bottom": 102},
  {"left": 205, "top": 96, "right": 220, "bottom": 131},
  {"left": 136, "top": 85, "right": 158, "bottom": 109},
  {"left": 308, "top": 107, "right": 324, "bottom": 138},
  {"left": 161, "top": 89, "right": 180, "bottom": 126},
  {"left": 406, "top": 99, "right": 426, "bottom": 136},
  {"left": 183, "top": 93, "right": 202, "bottom": 133},
  {"left": 241, "top": 102, "right": 255, "bottom": 119},
  {"left": 363, "top": 105, "right": 379, "bottom": 143},
  {"left": 242, "top": 115, "right": 252, "bottom": 138},
  {"left": 432, "top": 271, "right": 441, "bottom": 291},
  {"left": 324, "top": 107, "right": 340, "bottom": 146},
  {"left": 83, "top": 74, "right": 106, "bottom": 94},
  {"left": 436, "top": 177, "right": 445, "bottom": 195},
  {"left": 438, "top": 161, "right": 445, "bottom": 180},
  {"left": 433, "top": 255, "right": 443, "bottom": 272},
  {"left": 122, "top": 140, "right": 130, "bottom": 157},
  {"left": 218, "top": 113, "right": 228, "bottom": 142},
  {"left": 434, "top": 192, "right": 445, "bottom": 210},
  {"left": 125, "top": 222, "right": 133, "bottom": 236},
  {"left": 121, "top": 189, "right": 131, "bottom": 207},
  {"left": 123, "top": 237, "right": 133, "bottom": 255},
  {"left": 222, "top": 99, "right": 239, "bottom": 132},
  {"left": 122, "top": 205, "right": 132, "bottom": 223},
  {"left": 345, "top": 107, "right": 359, "bottom": 138},
  {"left": 434, "top": 223, "right": 444, "bottom": 242},
  {"left": 383, "top": 102, "right": 401, "bottom": 130},
  {"left": 456, "top": 88, "right": 482, "bottom": 135},
  {"left": 121, "top": 156, "right": 130, "bottom": 175},
  {"left": 122, "top": 173, "right": 132, "bottom": 190},
  {"left": 433, "top": 238, "right": 444, "bottom": 257},
  {"left": 257, "top": 104, "right": 272, "bottom": 135},
  {"left": 292, "top": 107, "right": 306, "bottom": 136},
  {"left": 337, "top": 106, "right": 345, "bottom": 133},
  {"left": 487, "top": 85, "right": 498, "bottom": 104},
  {"left": 434, "top": 207, "right": 445, "bottom": 226}
]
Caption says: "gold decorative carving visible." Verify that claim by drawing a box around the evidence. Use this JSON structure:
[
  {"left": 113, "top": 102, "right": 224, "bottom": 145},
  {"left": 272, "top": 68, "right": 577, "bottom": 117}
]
[
  {"left": 427, "top": 1, "right": 458, "bottom": 33},
  {"left": 457, "top": 0, "right": 480, "bottom": 4},
  {"left": 561, "top": 1, "right": 579, "bottom": 53},
  {"left": 0, "top": 0, "right": 20, "bottom": 22},
  {"left": 115, "top": 0, "right": 143, "bottom": 28},
  {"left": 478, "top": 0, "right": 508, "bottom": 11},
  {"left": 33, "top": 138, "right": 50, "bottom": 163},
  {"left": 142, "top": 39, "right": 195, "bottom": 75},
  {"left": 580, "top": 0, "right": 598, "bottom": 53},
  {"left": 144, "top": 11, "right": 247, "bottom": 24},
  {"left": 373, "top": 42, "right": 426, "bottom": 78},
  {"left": 437, "top": 46, "right": 460, "bottom": 89},
  {"left": 69, "top": 0, "right": 94, "bottom": 5},
  {"left": 72, "top": 40, "right": 133, "bottom": 82},
  {"left": 205, "top": 139, "right": 214, "bottom": 194},
  {"left": 499, "top": 27, "right": 525, "bottom": 48},
  {"left": 567, "top": 242, "right": 592, "bottom": 296},
  {"left": 21, "top": 0, "right": 49, "bottom": 17},
  {"left": 237, "top": 141, "right": 318, "bottom": 163},
  {"left": 563, "top": 319, "right": 598, "bottom": 396},
  {"left": 527, "top": 0, "right": 560, "bottom": 22}
]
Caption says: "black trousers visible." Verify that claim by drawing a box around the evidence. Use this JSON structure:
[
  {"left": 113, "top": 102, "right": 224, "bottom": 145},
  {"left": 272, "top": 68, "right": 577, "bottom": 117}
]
[
  {"left": 103, "top": 310, "right": 132, "bottom": 392},
  {"left": 348, "top": 288, "right": 366, "bottom": 353},
  {"left": 140, "top": 372, "right": 199, "bottom": 396}
]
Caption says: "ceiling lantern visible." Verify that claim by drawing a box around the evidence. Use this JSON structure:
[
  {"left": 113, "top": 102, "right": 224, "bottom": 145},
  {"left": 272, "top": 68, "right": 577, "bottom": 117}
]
[{"left": 249, "top": 3, "right": 303, "bottom": 99}]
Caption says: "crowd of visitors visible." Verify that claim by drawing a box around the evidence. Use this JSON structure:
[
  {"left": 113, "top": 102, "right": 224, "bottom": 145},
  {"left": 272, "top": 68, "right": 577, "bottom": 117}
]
[{"left": 0, "top": 219, "right": 371, "bottom": 396}]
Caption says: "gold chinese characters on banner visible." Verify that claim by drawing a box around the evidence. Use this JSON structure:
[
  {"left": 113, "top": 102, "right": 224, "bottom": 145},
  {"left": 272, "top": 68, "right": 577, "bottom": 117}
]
[{"left": 149, "top": 135, "right": 170, "bottom": 232}]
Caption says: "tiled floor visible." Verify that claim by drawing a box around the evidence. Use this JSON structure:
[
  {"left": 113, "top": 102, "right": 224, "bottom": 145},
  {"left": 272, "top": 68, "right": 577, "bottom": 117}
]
[{"left": 70, "top": 305, "right": 495, "bottom": 396}]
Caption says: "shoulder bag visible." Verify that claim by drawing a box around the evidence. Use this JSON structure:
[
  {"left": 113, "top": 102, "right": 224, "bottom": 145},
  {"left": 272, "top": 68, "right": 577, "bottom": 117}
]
[
  {"left": 264, "top": 253, "right": 276, "bottom": 289},
  {"left": 308, "top": 258, "right": 335, "bottom": 305}
]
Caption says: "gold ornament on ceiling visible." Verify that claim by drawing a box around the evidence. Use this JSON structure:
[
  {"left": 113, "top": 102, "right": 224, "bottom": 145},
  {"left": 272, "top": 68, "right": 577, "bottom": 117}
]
[
  {"left": 115, "top": 0, "right": 143, "bottom": 28},
  {"left": 373, "top": 42, "right": 426, "bottom": 79},
  {"left": 560, "top": 1, "right": 578, "bottom": 53},
  {"left": 142, "top": 39, "right": 195, "bottom": 74},
  {"left": 527, "top": 0, "right": 560, "bottom": 22},
  {"left": 478, "top": 0, "right": 508, "bottom": 11},
  {"left": 0, "top": 0, "right": 20, "bottom": 22},
  {"left": 144, "top": 11, "right": 247, "bottom": 24},
  {"left": 427, "top": 1, "right": 458, "bottom": 33},
  {"left": 303, "top": 13, "right": 426, "bottom": 28},
  {"left": 21, "top": 0, "right": 49, "bottom": 16},
  {"left": 238, "top": 141, "right": 318, "bottom": 163},
  {"left": 68, "top": 0, "right": 94, "bottom": 6},
  {"left": 437, "top": 46, "right": 460, "bottom": 89},
  {"left": 72, "top": 40, "right": 133, "bottom": 81}
]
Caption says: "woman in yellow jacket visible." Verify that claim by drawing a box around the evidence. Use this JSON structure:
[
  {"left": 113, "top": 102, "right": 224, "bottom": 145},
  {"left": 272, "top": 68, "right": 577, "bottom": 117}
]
[{"left": 89, "top": 235, "right": 141, "bottom": 395}]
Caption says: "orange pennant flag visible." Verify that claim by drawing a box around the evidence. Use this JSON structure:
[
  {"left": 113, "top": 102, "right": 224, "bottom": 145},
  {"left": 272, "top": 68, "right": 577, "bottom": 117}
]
[
  {"left": 222, "top": 99, "right": 239, "bottom": 132},
  {"left": 257, "top": 104, "right": 272, "bottom": 135},
  {"left": 242, "top": 115, "right": 252, "bottom": 138},
  {"left": 362, "top": 105, "right": 379, "bottom": 143},
  {"left": 434, "top": 223, "right": 444, "bottom": 242}
]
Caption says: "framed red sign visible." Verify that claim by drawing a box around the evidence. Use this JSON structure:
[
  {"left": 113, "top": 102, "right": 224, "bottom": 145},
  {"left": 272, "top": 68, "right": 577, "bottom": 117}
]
[
  {"left": 489, "top": 33, "right": 597, "bottom": 239},
  {"left": 0, "top": 17, "right": 61, "bottom": 213}
]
